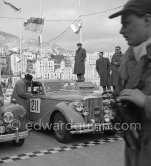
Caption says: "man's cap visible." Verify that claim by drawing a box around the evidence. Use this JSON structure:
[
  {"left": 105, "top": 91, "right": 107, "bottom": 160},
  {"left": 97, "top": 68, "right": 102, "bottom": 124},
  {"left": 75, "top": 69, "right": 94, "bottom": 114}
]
[
  {"left": 109, "top": 0, "right": 151, "bottom": 19},
  {"left": 115, "top": 46, "right": 121, "bottom": 49},
  {"left": 25, "top": 74, "right": 33, "bottom": 80},
  {"left": 77, "top": 43, "right": 82, "bottom": 46}
]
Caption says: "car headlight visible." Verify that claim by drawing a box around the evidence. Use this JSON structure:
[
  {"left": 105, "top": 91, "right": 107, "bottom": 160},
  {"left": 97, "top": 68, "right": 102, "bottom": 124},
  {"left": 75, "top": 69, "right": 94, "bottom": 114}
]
[
  {"left": 3, "top": 112, "right": 14, "bottom": 123},
  {"left": 104, "top": 117, "right": 110, "bottom": 123},
  {"left": 104, "top": 106, "right": 110, "bottom": 114},
  {"left": 74, "top": 101, "right": 84, "bottom": 112},
  {"left": 104, "top": 114, "right": 110, "bottom": 123}
]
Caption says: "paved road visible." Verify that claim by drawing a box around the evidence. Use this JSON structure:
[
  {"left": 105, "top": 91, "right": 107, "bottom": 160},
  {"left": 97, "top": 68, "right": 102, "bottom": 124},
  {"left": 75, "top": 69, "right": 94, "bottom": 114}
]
[{"left": 0, "top": 130, "right": 124, "bottom": 166}]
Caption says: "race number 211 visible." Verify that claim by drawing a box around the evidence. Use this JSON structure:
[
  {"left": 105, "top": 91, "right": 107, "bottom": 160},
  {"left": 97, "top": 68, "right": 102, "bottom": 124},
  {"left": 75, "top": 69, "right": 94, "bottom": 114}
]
[{"left": 30, "top": 98, "right": 41, "bottom": 113}]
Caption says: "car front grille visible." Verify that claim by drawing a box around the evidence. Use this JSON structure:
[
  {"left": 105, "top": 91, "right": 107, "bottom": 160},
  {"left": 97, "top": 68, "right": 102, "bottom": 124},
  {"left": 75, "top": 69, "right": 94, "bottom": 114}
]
[{"left": 84, "top": 97, "right": 103, "bottom": 123}]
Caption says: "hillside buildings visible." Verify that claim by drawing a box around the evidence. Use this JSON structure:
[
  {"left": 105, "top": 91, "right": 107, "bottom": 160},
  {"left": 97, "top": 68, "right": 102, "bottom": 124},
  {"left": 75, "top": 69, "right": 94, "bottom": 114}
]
[{"left": 0, "top": 47, "right": 114, "bottom": 87}]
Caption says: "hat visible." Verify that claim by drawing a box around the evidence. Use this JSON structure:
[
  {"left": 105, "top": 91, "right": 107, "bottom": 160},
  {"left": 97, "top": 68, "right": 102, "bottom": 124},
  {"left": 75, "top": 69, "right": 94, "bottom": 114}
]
[
  {"left": 115, "top": 46, "right": 121, "bottom": 49},
  {"left": 109, "top": 0, "right": 151, "bottom": 19},
  {"left": 77, "top": 43, "right": 82, "bottom": 46},
  {"left": 25, "top": 74, "right": 33, "bottom": 80}
]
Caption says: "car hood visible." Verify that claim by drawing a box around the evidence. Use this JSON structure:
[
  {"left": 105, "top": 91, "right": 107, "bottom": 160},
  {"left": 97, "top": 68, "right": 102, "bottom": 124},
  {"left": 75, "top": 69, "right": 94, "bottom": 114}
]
[
  {"left": 45, "top": 91, "right": 84, "bottom": 101},
  {"left": 45, "top": 90, "right": 100, "bottom": 101}
]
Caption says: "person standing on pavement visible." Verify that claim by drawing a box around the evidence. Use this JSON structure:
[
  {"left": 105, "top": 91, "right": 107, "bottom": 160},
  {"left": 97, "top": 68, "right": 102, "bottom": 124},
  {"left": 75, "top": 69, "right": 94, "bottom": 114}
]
[
  {"left": 74, "top": 43, "right": 86, "bottom": 82},
  {"left": 110, "top": 46, "right": 123, "bottom": 91},
  {"left": 11, "top": 74, "right": 33, "bottom": 109},
  {"left": 96, "top": 52, "right": 110, "bottom": 92},
  {"left": 109, "top": 0, "right": 151, "bottom": 165}
]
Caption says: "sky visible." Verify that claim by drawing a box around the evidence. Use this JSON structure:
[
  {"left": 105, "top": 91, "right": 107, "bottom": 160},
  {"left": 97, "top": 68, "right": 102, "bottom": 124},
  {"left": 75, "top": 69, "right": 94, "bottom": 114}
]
[{"left": 0, "top": 0, "right": 128, "bottom": 53}]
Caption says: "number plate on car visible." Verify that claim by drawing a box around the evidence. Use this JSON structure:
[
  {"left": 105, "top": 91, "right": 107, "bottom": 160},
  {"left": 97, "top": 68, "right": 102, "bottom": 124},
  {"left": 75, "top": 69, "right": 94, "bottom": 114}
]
[{"left": 30, "top": 98, "right": 41, "bottom": 113}]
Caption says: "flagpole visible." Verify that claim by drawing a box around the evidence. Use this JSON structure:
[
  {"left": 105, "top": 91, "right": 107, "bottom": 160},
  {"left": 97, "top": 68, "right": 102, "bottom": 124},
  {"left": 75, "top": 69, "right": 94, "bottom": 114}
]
[
  {"left": 19, "top": 19, "right": 22, "bottom": 78},
  {"left": 40, "top": 0, "right": 42, "bottom": 59},
  {"left": 79, "top": 0, "right": 82, "bottom": 43}
]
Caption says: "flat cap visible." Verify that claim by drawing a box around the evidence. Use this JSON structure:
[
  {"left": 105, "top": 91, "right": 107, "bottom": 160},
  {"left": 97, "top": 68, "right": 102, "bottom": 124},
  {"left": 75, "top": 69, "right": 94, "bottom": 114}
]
[{"left": 109, "top": 0, "right": 151, "bottom": 19}]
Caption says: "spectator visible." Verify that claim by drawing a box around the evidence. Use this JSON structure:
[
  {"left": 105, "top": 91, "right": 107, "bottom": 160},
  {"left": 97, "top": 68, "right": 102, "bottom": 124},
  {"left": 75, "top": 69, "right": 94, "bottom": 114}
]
[
  {"left": 110, "top": 46, "right": 123, "bottom": 91},
  {"left": 74, "top": 43, "right": 86, "bottom": 82},
  {"left": 96, "top": 52, "right": 110, "bottom": 92},
  {"left": 109, "top": 0, "right": 151, "bottom": 165}
]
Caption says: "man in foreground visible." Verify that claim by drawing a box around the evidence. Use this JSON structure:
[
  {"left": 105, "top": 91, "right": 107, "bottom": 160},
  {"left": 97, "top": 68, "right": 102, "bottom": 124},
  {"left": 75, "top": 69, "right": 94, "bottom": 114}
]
[{"left": 109, "top": 0, "right": 151, "bottom": 165}]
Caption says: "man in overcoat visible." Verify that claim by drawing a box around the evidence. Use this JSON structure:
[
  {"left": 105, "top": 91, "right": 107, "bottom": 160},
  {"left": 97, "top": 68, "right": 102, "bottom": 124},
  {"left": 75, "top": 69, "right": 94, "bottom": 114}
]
[
  {"left": 110, "top": 46, "right": 123, "bottom": 91},
  {"left": 11, "top": 74, "right": 33, "bottom": 109},
  {"left": 74, "top": 43, "right": 86, "bottom": 82},
  {"left": 96, "top": 52, "right": 110, "bottom": 92},
  {"left": 109, "top": 0, "right": 151, "bottom": 165}
]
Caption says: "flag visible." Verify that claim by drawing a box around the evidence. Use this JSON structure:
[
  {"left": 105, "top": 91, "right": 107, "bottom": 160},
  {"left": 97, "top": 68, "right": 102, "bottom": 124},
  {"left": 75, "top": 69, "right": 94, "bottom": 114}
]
[
  {"left": 24, "top": 17, "right": 44, "bottom": 34},
  {"left": 70, "top": 19, "right": 82, "bottom": 34},
  {"left": 3, "top": 0, "right": 21, "bottom": 12}
]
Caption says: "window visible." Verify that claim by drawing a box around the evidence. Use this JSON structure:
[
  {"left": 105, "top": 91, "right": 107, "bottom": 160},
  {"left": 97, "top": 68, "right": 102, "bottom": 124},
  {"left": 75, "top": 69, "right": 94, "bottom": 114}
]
[{"left": 32, "top": 82, "right": 43, "bottom": 95}]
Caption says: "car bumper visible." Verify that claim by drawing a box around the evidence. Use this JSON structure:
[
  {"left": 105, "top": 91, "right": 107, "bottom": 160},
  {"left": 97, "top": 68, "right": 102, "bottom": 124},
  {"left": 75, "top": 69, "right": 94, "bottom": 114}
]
[
  {"left": 0, "top": 130, "right": 29, "bottom": 143},
  {"left": 70, "top": 122, "right": 113, "bottom": 134}
]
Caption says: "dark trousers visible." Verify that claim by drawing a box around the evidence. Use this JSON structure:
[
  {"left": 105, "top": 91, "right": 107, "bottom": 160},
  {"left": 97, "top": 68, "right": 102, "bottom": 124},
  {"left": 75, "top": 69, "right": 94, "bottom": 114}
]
[
  {"left": 77, "top": 74, "right": 85, "bottom": 82},
  {"left": 102, "top": 85, "right": 111, "bottom": 92}
]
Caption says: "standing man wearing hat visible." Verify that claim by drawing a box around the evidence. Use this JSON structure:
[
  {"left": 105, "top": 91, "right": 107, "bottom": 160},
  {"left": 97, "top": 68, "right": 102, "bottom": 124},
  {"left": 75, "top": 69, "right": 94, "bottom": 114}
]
[
  {"left": 109, "top": 0, "right": 151, "bottom": 165},
  {"left": 74, "top": 43, "right": 86, "bottom": 82},
  {"left": 11, "top": 74, "right": 33, "bottom": 109},
  {"left": 110, "top": 46, "right": 123, "bottom": 91}
]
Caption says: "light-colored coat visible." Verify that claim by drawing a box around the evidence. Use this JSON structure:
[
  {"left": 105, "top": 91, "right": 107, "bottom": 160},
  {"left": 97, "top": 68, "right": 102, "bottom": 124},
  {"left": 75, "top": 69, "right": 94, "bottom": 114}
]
[
  {"left": 118, "top": 46, "right": 151, "bottom": 166},
  {"left": 74, "top": 48, "right": 86, "bottom": 74}
]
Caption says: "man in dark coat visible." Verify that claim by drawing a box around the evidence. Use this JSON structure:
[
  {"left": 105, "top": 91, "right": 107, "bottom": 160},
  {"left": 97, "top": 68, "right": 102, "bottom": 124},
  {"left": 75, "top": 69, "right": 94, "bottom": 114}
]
[
  {"left": 74, "top": 43, "right": 86, "bottom": 82},
  {"left": 96, "top": 52, "right": 110, "bottom": 92},
  {"left": 11, "top": 74, "right": 33, "bottom": 109},
  {"left": 109, "top": 0, "right": 151, "bottom": 165},
  {"left": 110, "top": 46, "right": 123, "bottom": 91}
]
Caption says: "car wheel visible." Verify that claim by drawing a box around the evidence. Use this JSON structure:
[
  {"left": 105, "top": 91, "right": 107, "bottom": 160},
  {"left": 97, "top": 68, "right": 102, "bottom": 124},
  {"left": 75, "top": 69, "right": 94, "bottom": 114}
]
[
  {"left": 53, "top": 112, "right": 72, "bottom": 143},
  {"left": 12, "top": 138, "right": 25, "bottom": 146}
]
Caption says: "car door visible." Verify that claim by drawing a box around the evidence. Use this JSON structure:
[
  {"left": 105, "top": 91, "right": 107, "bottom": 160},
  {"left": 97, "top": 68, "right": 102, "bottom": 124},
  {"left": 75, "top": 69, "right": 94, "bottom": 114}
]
[{"left": 27, "top": 81, "right": 47, "bottom": 122}]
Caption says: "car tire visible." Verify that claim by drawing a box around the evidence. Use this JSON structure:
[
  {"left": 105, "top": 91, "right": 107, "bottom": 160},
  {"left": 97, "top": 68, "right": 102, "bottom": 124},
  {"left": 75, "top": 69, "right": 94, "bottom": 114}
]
[
  {"left": 12, "top": 138, "right": 25, "bottom": 146},
  {"left": 53, "top": 112, "right": 72, "bottom": 143}
]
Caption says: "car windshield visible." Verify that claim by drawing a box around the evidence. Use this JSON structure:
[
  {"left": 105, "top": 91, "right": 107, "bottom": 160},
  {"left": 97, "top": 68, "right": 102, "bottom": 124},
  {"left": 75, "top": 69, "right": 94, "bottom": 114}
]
[{"left": 44, "top": 82, "right": 76, "bottom": 92}]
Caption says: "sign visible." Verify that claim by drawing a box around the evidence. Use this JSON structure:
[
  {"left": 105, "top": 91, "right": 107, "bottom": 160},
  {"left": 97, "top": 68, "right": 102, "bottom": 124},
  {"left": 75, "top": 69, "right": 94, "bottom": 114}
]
[{"left": 30, "top": 98, "right": 41, "bottom": 113}]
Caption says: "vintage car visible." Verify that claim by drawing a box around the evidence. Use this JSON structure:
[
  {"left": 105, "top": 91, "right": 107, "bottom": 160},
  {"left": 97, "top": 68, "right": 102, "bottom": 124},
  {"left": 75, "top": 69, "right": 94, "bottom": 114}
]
[
  {"left": 0, "top": 86, "right": 29, "bottom": 146},
  {"left": 27, "top": 80, "right": 114, "bottom": 143}
]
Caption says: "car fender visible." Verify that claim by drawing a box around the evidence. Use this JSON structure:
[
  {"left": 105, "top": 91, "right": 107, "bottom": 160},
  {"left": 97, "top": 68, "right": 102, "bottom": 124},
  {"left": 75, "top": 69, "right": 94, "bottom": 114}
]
[{"left": 41, "top": 101, "right": 85, "bottom": 126}]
